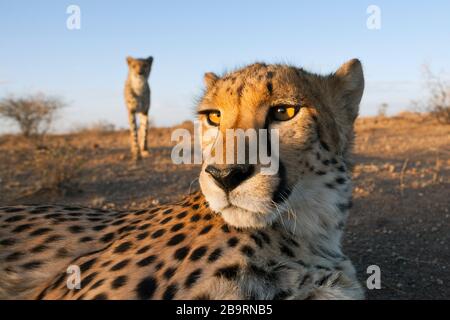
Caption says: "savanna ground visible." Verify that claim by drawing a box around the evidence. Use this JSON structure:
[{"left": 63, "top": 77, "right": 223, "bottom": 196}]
[{"left": 0, "top": 113, "right": 449, "bottom": 300}]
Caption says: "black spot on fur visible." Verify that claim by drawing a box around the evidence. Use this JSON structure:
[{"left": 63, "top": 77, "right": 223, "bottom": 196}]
[
  {"left": 160, "top": 217, "right": 172, "bottom": 225},
  {"left": 215, "top": 264, "right": 240, "bottom": 280},
  {"left": 190, "top": 246, "right": 207, "bottom": 261},
  {"left": 6, "top": 252, "right": 23, "bottom": 262},
  {"left": 315, "top": 170, "right": 327, "bottom": 176},
  {"left": 249, "top": 264, "right": 278, "bottom": 282},
  {"left": 56, "top": 248, "right": 69, "bottom": 258},
  {"left": 138, "top": 223, "right": 151, "bottom": 230},
  {"left": 221, "top": 224, "right": 230, "bottom": 233},
  {"left": 190, "top": 214, "right": 201, "bottom": 222},
  {"left": 118, "top": 225, "right": 136, "bottom": 234},
  {"left": 203, "top": 213, "right": 212, "bottom": 220},
  {"left": 208, "top": 248, "right": 222, "bottom": 263},
  {"left": 68, "top": 225, "right": 84, "bottom": 234},
  {"left": 0, "top": 238, "right": 16, "bottom": 246},
  {"left": 227, "top": 237, "right": 239, "bottom": 247},
  {"left": 110, "top": 259, "right": 130, "bottom": 271},
  {"left": 280, "top": 244, "right": 295, "bottom": 257},
  {"left": 266, "top": 82, "right": 273, "bottom": 95},
  {"left": 337, "top": 165, "right": 346, "bottom": 172},
  {"left": 31, "top": 244, "right": 49, "bottom": 253},
  {"left": 90, "top": 279, "right": 105, "bottom": 290},
  {"left": 81, "top": 272, "right": 98, "bottom": 288},
  {"left": 114, "top": 241, "right": 132, "bottom": 253},
  {"left": 12, "top": 224, "right": 33, "bottom": 233},
  {"left": 163, "top": 267, "right": 177, "bottom": 280},
  {"left": 185, "top": 269, "right": 202, "bottom": 288},
  {"left": 240, "top": 245, "right": 255, "bottom": 257},
  {"left": 137, "top": 255, "right": 156, "bottom": 267},
  {"left": 111, "top": 219, "right": 126, "bottom": 226},
  {"left": 325, "top": 183, "right": 334, "bottom": 189},
  {"left": 93, "top": 225, "right": 107, "bottom": 231},
  {"left": 199, "top": 225, "right": 212, "bottom": 235},
  {"left": 93, "top": 293, "right": 108, "bottom": 300},
  {"left": 257, "top": 231, "right": 271, "bottom": 245},
  {"left": 136, "top": 245, "right": 151, "bottom": 255},
  {"left": 29, "top": 207, "right": 50, "bottom": 214},
  {"left": 192, "top": 204, "right": 200, "bottom": 210},
  {"left": 136, "top": 232, "right": 149, "bottom": 240},
  {"left": 171, "top": 223, "right": 184, "bottom": 232},
  {"left": 250, "top": 234, "right": 263, "bottom": 248},
  {"left": 322, "top": 159, "right": 330, "bottom": 166},
  {"left": 5, "top": 215, "right": 25, "bottom": 222},
  {"left": 79, "top": 236, "right": 93, "bottom": 243},
  {"left": 80, "top": 258, "right": 97, "bottom": 272},
  {"left": 320, "top": 140, "right": 330, "bottom": 151},
  {"left": 336, "top": 177, "right": 346, "bottom": 184},
  {"left": 155, "top": 261, "right": 164, "bottom": 271},
  {"left": 167, "top": 233, "right": 185, "bottom": 246},
  {"left": 151, "top": 229, "right": 166, "bottom": 238},
  {"left": 22, "top": 261, "right": 43, "bottom": 270},
  {"left": 163, "top": 284, "right": 178, "bottom": 300},
  {"left": 100, "top": 232, "right": 115, "bottom": 243},
  {"left": 3, "top": 207, "right": 24, "bottom": 213},
  {"left": 174, "top": 246, "right": 190, "bottom": 261},
  {"left": 176, "top": 211, "right": 188, "bottom": 219},
  {"left": 111, "top": 275, "right": 128, "bottom": 289}
]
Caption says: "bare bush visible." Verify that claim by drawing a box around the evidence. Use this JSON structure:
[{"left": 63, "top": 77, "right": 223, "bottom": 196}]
[
  {"left": 0, "top": 93, "right": 65, "bottom": 138},
  {"left": 33, "top": 143, "right": 84, "bottom": 195},
  {"left": 422, "top": 65, "right": 450, "bottom": 124}
]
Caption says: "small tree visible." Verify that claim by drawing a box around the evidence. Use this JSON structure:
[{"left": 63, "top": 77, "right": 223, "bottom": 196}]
[
  {"left": 0, "top": 93, "right": 65, "bottom": 137},
  {"left": 422, "top": 65, "right": 450, "bottom": 124}
]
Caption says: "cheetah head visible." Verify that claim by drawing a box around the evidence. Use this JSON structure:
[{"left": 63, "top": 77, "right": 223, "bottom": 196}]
[
  {"left": 126, "top": 56, "right": 153, "bottom": 78},
  {"left": 198, "top": 60, "right": 364, "bottom": 229}
]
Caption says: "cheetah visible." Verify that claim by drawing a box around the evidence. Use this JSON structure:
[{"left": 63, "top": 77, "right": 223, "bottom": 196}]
[
  {"left": 124, "top": 56, "right": 153, "bottom": 160},
  {"left": 0, "top": 59, "right": 365, "bottom": 300}
]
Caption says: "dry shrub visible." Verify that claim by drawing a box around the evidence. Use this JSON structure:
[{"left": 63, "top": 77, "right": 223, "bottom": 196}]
[
  {"left": 71, "top": 120, "right": 117, "bottom": 135},
  {"left": 0, "top": 93, "right": 65, "bottom": 138},
  {"left": 422, "top": 65, "right": 450, "bottom": 124},
  {"left": 33, "top": 143, "right": 84, "bottom": 195}
]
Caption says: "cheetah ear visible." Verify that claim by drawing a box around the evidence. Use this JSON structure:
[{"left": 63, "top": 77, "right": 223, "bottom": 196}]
[
  {"left": 333, "top": 59, "right": 364, "bottom": 121},
  {"left": 147, "top": 56, "right": 154, "bottom": 65},
  {"left": 204, "top": 72, "right": 219, "bottom": 89},
  {"left": 126, "top": 56, "right": 134, "bottom": 65}
]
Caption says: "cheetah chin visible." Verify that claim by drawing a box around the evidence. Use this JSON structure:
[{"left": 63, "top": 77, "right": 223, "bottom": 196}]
[{"left": 199, "top": 164, "right": 287, "bottom": 229}]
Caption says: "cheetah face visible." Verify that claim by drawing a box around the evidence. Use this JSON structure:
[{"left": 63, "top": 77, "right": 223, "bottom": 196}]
[
  {"left": 126, "top": 56, "right": 153, "bottom": 78},
  {"left": 198, "top": 60, "right": 364, "bottom": 229}
]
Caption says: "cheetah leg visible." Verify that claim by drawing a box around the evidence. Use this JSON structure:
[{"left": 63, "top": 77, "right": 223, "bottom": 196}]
[
  {"left": 128, "top": 111, "right": 140, "bottom": 160},
  {"left": 138, "top": 113, "right": 149, "bottom": 157}
]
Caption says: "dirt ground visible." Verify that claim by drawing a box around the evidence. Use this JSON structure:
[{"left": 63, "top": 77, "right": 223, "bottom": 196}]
[{"left": 0, "top": 113, "right": 449, "bottom": 300}]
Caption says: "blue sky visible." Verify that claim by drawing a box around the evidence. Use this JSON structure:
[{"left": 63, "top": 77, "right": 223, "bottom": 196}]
[{"left": 1, "top": 0, "right": 449, "bottom": 131}]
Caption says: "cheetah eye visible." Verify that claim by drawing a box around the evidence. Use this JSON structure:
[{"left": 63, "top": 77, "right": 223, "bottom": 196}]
[
  {"left": 201, "top": 110, "right": 221, "bottom": 126},
  {"left": 269, "top": 105, "right": 300, "bottom": 121}
]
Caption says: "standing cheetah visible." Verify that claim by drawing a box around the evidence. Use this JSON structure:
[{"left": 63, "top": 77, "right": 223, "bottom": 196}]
[
  {"left": 0, "top": 59, "right": 365, "bottom": 300},
  {"left": 124, "top": 56, "right": 153, "bottom": 160}
]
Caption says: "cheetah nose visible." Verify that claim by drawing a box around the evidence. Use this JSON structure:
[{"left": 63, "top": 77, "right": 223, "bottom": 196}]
[{"left": 205, "top": 164, "right": 254, "bottom": 192}]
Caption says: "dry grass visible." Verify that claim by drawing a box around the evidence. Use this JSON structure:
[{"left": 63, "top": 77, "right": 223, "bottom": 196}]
[{"left": 32, "top": 143, "right": 84, "bottom": 195}]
